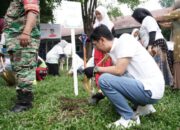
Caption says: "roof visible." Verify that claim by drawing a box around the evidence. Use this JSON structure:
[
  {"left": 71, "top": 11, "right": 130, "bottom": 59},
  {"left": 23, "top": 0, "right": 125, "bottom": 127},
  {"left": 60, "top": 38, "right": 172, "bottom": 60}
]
[
  {"left": 113, "top": 15, "right": 140, "bottom": 30},
  {"left": 113, "top": 7, "right": 171, "bottom": 30},
  {"left": 61, "top": 25, "right": 84, "bottom": 37}
]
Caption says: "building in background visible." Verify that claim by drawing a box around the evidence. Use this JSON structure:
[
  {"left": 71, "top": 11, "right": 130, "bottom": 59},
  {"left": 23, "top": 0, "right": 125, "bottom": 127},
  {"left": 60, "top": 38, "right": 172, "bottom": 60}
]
[
  {"left": 39, "top": 23, "right": 84, "bottom": 60},
  {"left": 39, "top": 24, "right": 61, "bottom": 59}
]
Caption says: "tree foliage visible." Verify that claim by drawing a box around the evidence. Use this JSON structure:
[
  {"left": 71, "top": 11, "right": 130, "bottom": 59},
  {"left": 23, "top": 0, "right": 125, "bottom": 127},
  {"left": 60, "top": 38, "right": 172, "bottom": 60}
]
[
  {"left": 117, "top": 0, "right": 140, "bottom": 9},
  {"left": 159, "top": 0, "right": 174, "bottom": 40},
  {"left": 108, "top": 6, "right": 123, "bottom": 19},
  {"left": 0, "top": 0, "right": 62, "bottom": 23},
  {"left": 159, "top": 0, "right": 174, "bottom": 7},
  {"left": 40, "top": 0, "right": 62, "bottom": 23}
]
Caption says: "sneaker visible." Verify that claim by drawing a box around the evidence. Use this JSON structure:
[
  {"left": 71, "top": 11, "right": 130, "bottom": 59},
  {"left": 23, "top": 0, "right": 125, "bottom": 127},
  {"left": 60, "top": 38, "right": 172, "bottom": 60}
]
[
  {"left": 107, "top": 116, "right": 140, "bottom": 129},
  {"left": 136, "top": 104, "right": 156, "bottom": 116}
]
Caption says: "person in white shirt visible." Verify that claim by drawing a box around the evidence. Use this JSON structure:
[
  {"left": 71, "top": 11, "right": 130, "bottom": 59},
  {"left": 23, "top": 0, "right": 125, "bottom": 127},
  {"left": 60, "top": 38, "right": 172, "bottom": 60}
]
[
  {"left": 132, "top": 8, "right": 173, "bottom": 86},
  {"left": 84, "top": 25, "right": 165, "bottom": 129},
  {"left": 46, "top": 42, "right": 63, "bottom": 76}
]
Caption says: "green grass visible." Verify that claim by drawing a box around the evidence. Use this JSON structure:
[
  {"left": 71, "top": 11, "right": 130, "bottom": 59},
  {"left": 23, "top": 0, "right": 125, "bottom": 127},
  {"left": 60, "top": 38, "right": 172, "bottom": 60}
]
[{"left": 0, "top": 71, "right": 180, "bottom": 130}]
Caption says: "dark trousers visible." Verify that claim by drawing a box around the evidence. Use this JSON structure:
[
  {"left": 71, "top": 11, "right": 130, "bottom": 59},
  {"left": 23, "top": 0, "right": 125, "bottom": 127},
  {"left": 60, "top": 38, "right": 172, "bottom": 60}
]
[{"left": 46, "top": 63, "right": 59, "bottom": 76}]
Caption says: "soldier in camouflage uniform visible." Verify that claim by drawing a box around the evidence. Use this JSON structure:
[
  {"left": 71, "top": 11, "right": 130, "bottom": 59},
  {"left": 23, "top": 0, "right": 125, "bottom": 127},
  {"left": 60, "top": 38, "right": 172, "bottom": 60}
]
[{"left": 3, "top": 0, "right": 40, "bottom": 112}]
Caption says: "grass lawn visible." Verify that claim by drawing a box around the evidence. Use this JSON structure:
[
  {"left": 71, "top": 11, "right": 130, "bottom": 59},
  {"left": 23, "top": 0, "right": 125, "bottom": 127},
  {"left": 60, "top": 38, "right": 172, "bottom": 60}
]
[{"left": 0, "top": 71, "right": 180, "bottom": 130}]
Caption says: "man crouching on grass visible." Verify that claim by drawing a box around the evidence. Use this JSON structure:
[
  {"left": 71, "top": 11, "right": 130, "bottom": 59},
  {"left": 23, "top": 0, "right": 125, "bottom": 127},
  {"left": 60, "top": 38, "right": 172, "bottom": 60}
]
[{"left": 84, "top": 25, "right": 165, "bottom": 129}]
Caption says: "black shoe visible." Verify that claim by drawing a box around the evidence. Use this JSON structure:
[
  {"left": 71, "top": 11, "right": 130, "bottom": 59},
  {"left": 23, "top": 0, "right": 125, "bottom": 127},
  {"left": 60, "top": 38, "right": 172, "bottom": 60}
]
[
  {"left": 88, "top": 92, "right": 105, "bottom": 105},
  {"left": 11, "top": 90, "right": 33, "bottom": 112},
  {"left": 11, "top": 103, "right": 32, "bottom": 112},
  {"left": 16, "top": 90, "right": 34, "bottom": 102},
  {"left": 92, "top": 92, "right": 105, "bottom": 99}
]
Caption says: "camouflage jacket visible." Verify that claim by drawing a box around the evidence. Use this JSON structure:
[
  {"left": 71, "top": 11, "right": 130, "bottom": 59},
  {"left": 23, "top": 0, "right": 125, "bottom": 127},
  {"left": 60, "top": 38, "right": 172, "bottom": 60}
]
[{"left": 4, "top": 0, "right": 40, "bottom": 39}]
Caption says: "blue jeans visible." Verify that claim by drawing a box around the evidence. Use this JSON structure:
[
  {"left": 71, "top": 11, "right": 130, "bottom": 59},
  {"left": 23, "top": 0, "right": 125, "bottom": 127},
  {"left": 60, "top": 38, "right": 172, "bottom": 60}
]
[{"left": 99, "top": 73, "right": 158, "bottom": 120}]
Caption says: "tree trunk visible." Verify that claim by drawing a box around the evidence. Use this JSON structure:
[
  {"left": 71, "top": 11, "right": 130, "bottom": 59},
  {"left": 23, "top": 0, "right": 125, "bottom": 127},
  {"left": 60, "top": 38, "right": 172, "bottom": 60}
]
[{"left": 81, "top": 0, "right": 97, "bottom": 59}]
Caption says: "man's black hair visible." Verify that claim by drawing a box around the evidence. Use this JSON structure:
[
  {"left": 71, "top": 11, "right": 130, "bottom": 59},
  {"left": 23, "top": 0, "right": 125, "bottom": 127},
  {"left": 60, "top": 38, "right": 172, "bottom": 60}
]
[{"left": 90, "top": 24, "right": 114, "bottom": 42}]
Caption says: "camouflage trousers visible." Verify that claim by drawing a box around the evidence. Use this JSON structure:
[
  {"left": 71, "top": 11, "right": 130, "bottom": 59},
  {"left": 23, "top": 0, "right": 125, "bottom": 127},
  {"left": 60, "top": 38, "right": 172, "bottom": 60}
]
[{"left": 4, "top": 34, "right": 40, "bottom": 91}]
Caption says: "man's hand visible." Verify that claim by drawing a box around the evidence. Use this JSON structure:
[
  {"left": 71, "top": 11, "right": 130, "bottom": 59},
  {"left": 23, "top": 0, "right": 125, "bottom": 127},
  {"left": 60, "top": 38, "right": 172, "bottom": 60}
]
[
  {"left": 84, "top": 67, "right": 95, "bottom": 78},
  {"left": 19, "top": 11, "right": 37, "bottom": 48},
  {"left": 18, "top": 33, "right": 31, "bottom": 47}
]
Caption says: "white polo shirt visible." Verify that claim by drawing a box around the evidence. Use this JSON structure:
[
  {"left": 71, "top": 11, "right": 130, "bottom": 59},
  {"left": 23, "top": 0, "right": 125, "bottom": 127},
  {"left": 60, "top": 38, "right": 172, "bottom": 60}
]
[
  {"left": 46, "top": 44, "right": 63, "bottom": 64},
  {"left": 140, "top": 16, "right": 164, "bottom": 48},
  {"left": 108, "top": 34, "right": 165, "bottom": 99}
]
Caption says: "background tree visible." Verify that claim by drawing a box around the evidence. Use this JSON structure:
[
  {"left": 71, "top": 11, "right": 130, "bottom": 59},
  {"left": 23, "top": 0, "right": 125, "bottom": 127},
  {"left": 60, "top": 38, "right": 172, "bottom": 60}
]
[
  {"left": 67, "top": 0, "right": 141, "bottom": 57},
  {"left": 0, "top": 0, "right": 61, "bottom": 23},
  {"left": 159, "top": 0, "right": 174, "bottom": 8},
  {"left": 159, "top": 0, "right": 174, "bottom": 40},
  {"left": 40, "top": 0, "right": 62, "bottom": 23},
  {"left": 118, "top": 0, "right": 140, "bottom": 9}
]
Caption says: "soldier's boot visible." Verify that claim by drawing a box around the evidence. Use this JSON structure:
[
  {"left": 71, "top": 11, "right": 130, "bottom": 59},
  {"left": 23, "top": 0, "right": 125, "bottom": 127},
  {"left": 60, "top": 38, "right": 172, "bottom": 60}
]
[{"left": 11, "top": 90, "right": 33, "bottom": 112}]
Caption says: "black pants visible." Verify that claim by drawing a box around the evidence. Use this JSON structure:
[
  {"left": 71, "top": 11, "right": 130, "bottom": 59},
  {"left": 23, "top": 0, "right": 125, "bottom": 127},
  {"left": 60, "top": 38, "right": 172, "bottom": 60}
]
[{"left": 46, "top": 63, "right": 59, "bottom": 76}]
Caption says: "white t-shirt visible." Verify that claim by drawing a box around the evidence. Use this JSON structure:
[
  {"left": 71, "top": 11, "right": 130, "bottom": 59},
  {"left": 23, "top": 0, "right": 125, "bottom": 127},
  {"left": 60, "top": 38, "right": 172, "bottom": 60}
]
[
  {"left": 140, "top": 16, "right": 164, "bottom": 48},
  {"left": 46, "top": 44, "right": 63, "bottom": 64},
  {"left": 109, "top": 34, "right": 165, "bottom": 99}
]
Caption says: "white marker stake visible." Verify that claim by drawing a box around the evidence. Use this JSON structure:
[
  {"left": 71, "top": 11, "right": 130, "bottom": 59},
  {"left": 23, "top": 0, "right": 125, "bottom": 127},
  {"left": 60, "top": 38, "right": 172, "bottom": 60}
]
[{"left": 71, "top": 29, "right": 78, "bottom": 96}]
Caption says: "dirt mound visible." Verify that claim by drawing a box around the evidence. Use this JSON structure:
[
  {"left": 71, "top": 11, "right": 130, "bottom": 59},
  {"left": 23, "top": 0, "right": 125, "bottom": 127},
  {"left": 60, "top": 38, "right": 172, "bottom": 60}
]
[{"left": 59, "top": 96, "right": 89, "bottom": 118}]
